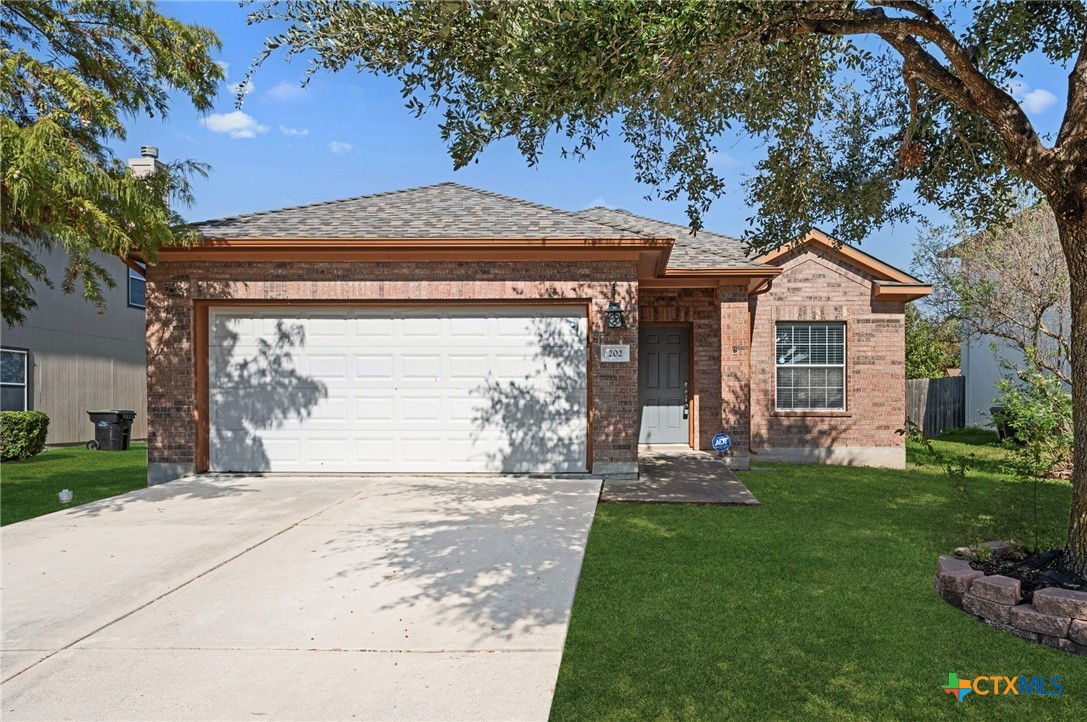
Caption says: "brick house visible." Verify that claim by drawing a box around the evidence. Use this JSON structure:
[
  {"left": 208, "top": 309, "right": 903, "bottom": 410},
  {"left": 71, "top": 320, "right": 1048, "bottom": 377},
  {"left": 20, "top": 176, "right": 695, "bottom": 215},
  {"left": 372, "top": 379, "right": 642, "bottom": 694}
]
[{"left": 143, "top": 183, "right": 930, "bottom": 484}]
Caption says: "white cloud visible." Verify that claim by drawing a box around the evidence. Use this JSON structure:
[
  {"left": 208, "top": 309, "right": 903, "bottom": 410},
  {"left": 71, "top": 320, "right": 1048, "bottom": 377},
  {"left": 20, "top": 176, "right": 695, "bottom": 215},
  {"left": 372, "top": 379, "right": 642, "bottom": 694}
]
[
  {"left": 709, "top": 150, "right": 738, "bottom": 169},
  {"left": 328, "top": 141, "right": 353, "bottom": 155},
  {"left": 215, "top": 60, "right": 230, "bottom": 74},
  {"left": 1007, "top": 82, "right": 1057, "bottom": 114},
  {"left": 202, "top": 111, "right": 269, "bottom": 139},
  {"left": 227, "top": 80, "right": 253, "bottom": 96},
  {"left": 279, "top": 125, "right": 309, "bottom": 137},
  {"left": 264, "top": 80, "right": 306, "bottom": 102},
  {"left": 583, "top": 197, "right": 614, "bottom": 209},
  {"left": 1021, "top": 88, "right": 1057, "bottom": 114}
]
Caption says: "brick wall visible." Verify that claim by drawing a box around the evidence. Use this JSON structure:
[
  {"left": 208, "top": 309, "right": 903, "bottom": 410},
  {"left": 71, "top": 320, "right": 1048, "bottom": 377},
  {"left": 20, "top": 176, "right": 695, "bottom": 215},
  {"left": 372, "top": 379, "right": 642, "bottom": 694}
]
[
  {"left": 750, "top": 247, "right": 907, "bottom": 465},
  {"left": 146, "top": 260, "right": 640, "bottom": 476}
]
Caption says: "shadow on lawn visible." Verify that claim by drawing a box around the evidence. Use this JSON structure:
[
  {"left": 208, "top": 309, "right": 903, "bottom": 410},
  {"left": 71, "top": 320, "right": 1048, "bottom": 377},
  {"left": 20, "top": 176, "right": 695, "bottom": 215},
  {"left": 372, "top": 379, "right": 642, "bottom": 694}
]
[{"left": 320, "top": 477, "right": 595, "bottom": 644}]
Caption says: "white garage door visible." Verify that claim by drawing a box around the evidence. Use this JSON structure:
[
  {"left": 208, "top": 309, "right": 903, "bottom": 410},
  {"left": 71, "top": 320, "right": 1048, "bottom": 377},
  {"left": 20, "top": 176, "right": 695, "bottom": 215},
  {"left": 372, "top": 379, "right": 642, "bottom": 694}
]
[{"left": 208, "top": 306, "right": 588, "bottom": 473}]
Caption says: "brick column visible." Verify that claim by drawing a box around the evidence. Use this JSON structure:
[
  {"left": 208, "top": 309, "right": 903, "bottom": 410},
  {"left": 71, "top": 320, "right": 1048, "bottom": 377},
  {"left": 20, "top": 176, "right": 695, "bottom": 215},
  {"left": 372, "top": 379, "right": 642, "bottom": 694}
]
[
  {"left": 719, "top": 284, "right": 750, "bottom": 469},
  {"left": 145, "top": 269, "right": 197, "bottom": 484},
  {"left": 589, "top": 280, "right": 640, "bottom": 477}
]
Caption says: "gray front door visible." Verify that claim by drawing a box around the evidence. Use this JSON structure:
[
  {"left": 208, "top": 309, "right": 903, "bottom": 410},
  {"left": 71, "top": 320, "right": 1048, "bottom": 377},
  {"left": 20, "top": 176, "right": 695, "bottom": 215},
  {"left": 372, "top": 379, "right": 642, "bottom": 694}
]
[{"left": 638, "top": 326, "right": 690, "bottom": 444}]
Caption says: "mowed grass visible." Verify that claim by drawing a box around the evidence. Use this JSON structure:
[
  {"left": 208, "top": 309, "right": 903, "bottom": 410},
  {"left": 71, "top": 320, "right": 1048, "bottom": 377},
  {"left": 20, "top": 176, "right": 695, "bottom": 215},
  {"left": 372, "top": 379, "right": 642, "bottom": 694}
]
[
  {"left": 0, "top": 443, "right": 147, "bottom": 526},
  {"left": 550, "top": 430, "right": 1085, "bottom": 721}
]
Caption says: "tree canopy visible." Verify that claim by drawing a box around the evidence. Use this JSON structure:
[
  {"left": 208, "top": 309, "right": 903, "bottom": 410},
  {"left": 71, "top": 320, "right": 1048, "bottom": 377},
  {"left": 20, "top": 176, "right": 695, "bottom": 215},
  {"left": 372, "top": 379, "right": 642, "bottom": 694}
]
[
  {"left": 0, "top": 0, "right": 224, "bottom": 325},
  {"left": 251, "top": 1, "right": 1085, "bottom": 249},
  {"left": 904, "top": 305, "right": 959, "bottom": 380}
]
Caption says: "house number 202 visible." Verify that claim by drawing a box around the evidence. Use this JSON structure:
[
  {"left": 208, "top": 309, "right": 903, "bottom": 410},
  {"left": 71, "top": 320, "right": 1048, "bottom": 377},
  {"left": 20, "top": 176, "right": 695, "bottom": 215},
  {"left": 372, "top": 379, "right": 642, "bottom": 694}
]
[{"left": 600, "top": 345, "right": 630, "bottom": 363}]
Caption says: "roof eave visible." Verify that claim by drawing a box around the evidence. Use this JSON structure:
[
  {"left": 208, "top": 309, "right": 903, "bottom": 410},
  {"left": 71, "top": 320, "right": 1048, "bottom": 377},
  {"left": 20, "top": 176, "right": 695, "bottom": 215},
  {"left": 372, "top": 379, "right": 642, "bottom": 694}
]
[
  {"left": 755, "top": 229, "right": 925, "bottom": 285},
  {"left": 147, "top": 236, "right": 677, "bottom": 280},
  {"left": 873, "top": 281, "right": 933, "bottom": 302},
  {"left": 661, "top": 266, "right": 783, "bottom": 278}
]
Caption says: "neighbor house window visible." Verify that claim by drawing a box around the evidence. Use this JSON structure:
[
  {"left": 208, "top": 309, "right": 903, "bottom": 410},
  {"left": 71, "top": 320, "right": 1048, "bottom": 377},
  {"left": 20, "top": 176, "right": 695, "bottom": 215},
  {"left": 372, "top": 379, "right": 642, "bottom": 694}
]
[
  {"left": 1, "top": 348, "right": 28, "bottom": 411},
  {"left": 775, "top": 322, "right": 846, "bottom": 411},
  {"left": 128, "top": 263, "right": 146, "bottom": 309}
]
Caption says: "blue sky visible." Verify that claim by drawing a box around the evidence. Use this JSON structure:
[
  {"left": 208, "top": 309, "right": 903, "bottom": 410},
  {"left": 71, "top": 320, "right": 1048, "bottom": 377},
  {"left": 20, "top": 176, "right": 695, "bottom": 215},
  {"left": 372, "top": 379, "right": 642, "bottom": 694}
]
[{"left": 114, "top": 2, "right": 1069, "bottom": 272}]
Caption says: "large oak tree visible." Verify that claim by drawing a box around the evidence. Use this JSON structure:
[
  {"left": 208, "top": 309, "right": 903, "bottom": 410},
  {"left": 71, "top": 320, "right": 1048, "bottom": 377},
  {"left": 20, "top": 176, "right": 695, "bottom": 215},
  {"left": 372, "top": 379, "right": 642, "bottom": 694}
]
[{"left": 251, "top": 1, "right": 1087, "bottom": 572}]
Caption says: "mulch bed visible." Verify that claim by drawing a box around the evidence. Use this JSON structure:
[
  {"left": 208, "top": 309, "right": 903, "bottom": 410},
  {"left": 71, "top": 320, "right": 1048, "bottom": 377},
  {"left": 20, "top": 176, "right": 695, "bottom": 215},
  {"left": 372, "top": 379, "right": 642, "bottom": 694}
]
[{"left": 971, "top": 548, "right": 1087, "bottom": 602}]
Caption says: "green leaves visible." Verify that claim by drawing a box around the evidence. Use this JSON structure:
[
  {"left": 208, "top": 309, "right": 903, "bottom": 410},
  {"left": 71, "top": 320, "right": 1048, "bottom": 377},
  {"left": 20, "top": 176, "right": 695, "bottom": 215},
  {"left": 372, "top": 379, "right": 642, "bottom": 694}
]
[
  {"left": 904, "top": 305, "right": 959, "bottom": 380},
  {"left": 250, "top": 0, "right": 1083, "bottom": 253},
  {"left": 996, "top": 361, "right": 1073, "bottom": 479},
  {"left": 0, "top": 0, "right": 223, "bottom": 325}
]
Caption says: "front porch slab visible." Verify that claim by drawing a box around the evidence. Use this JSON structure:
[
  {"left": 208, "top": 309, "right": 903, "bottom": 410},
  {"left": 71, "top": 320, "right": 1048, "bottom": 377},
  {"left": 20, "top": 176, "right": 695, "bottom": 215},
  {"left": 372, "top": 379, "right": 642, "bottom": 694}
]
[{"left": 600, "top": 445, "right": 760, "bottom": 505}]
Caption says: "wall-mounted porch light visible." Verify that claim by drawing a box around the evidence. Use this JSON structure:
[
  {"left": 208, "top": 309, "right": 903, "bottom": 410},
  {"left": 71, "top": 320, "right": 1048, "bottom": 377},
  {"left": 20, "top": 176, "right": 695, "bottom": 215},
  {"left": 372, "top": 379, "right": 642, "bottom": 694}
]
[{"left": 605, "top": 283, "right": 624, "bottom": 328}]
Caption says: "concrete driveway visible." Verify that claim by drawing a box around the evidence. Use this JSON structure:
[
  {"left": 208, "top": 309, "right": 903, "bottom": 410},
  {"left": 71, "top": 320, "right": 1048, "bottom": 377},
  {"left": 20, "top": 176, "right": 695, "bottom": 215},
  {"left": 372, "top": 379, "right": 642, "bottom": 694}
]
[{"left": 1, "top": 475, "right": 601, "bottom": 721}]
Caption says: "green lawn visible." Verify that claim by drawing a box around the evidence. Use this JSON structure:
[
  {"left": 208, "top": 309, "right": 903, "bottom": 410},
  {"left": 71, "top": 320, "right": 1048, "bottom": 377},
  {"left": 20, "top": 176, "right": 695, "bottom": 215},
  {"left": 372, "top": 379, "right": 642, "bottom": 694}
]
[
  {"left": 0, "top": 443, "right": 147, "bottom": 526},
  {"left": 551, "top": 430, "right": 1086, "bottom": 721}
]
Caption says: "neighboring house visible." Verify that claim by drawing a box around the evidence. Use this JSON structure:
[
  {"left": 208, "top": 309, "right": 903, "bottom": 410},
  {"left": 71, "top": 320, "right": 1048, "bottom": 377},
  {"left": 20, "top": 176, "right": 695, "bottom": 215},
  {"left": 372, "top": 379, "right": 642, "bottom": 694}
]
[
  {"left": 1, "top": 245, "right": 148, "bottom": 444},
  {"left": 141, "top": 183, "right": 930, "bottom": 484},
  {"left": 1, "top": 149, "right": 160, "bottom": 444},
  {"left": 961, "top": 335, "right": 1007, "bottom": 428},
  {"left": 960, "top": 334, "right": 1071, "bottom": 427}
]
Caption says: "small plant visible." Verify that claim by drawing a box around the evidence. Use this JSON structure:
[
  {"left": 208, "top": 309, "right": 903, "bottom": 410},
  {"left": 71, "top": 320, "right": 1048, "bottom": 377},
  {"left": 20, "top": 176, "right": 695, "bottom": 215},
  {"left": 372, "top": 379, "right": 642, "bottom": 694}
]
[
  {"left": 0, "top": 411, "right": 50, "bottom": 461},
  {"left": 994, "top": 359, "right": 1072, "bottom": 552},
  {"left": 898, "top": 420, "right": 985, "bottom": 550},
  {"left": 995, "top": 361, "right": 1073, "bottom": 475}
]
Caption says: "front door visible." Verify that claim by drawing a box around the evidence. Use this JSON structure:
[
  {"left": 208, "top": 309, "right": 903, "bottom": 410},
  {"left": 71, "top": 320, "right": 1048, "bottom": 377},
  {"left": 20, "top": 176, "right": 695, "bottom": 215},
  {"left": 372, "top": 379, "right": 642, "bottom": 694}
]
[{"left": 638, "top": 326, "right": 690, "bottom": 444}]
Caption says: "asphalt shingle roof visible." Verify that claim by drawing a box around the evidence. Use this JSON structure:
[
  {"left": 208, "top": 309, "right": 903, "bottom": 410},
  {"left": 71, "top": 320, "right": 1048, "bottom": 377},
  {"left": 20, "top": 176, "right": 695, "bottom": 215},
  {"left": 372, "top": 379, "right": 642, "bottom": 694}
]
[
  {"left": 571, "top": 207, "right": 769, "bottom": 271},
  {"left": 191, "top": 182, "right": 648, "bottom": 241},
  {"left": 191, "top": 182, "right": 776, "bottom": 272}
]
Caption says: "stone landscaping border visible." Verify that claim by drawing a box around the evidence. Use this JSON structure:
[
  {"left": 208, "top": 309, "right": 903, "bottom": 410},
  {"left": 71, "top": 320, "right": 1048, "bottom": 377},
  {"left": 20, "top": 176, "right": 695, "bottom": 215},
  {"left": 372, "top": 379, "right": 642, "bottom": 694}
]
[{"left": 933, "top": 542, "right": 1087, "bottom": 656}]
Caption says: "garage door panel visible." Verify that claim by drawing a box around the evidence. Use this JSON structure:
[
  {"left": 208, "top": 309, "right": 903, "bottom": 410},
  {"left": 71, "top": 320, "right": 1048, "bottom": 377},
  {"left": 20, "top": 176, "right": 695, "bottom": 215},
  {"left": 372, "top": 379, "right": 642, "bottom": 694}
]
[
  {"left": 355, "top": 355, "right": 396, "bottom": 379},
  {"left": 209, "top": 391, "right": 346, "bottom": 428},
  {"left": 303, "top": 317, "right": 350, "bottom": 340},
  {"left": 354, "top": 394, "right": 396, "bottom": 421},
  {"left": 208, "top": 306, "right": 588, "bottom": 473},
  {"left": 306, "top": 438, "right": 349, "bottom": 464},
  {"left": 448, "top": 393, "right": 485, "bottom": 424},
  {"left": 401, "top": 354, "right": 444, "bottom": 379},
  {"left": 353, "top": 316, "right": 397, "bottom": 337},
  {"left": 304, "top": 354, "right": 350, "bottom": 381},
  {"left": 401, "top": 316, "right": 442, "bottom": 338},
  {"left": 209, "top": 430, "right": 261, "bottom": 472},
  {"left": 399, "top": 392, "right": 443, "bottom": 422},
  {"left": 447, "top": 315, "right": 490, "bottom": 338}
]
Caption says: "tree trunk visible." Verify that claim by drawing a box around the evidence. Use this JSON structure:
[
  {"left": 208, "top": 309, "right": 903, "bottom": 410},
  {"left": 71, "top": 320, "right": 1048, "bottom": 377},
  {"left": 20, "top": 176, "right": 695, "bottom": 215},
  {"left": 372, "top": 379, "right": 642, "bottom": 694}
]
[{"left": 1058, "top": 204, "right": 1087, "bottom": 577}]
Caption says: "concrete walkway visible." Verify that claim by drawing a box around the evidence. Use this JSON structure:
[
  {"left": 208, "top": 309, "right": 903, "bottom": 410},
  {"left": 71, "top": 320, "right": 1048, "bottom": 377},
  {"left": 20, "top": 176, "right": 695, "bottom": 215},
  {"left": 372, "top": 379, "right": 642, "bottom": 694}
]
[
  {"left": 600, "top": 446, "right": 760, "bottom": 505},
  {"left": 1, "top": 474, "right": 601, "bottom": 721}
]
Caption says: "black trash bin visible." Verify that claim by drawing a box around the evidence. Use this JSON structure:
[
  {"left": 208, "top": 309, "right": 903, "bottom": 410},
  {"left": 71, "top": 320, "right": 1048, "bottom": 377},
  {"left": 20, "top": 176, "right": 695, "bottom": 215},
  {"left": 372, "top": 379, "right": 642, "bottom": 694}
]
[
  {"left": 989, "top": 404, "right": 1016, "bottom": 442},
  {"left": 86, "top": 410, "right": 136, "bottom": 451}
]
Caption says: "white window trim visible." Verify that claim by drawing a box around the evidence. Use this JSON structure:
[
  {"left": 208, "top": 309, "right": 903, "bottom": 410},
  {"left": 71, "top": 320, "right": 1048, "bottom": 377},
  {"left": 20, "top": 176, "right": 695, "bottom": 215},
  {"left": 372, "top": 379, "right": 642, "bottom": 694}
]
[
  {"left": 128, "top": 263, "right": 146, "bottom": 309},
  {"left": 1, "top": 348, "right": 29, "bottom": 412},
  {"left": 774, "top": 322, "right": 847, "bottom": 412}
]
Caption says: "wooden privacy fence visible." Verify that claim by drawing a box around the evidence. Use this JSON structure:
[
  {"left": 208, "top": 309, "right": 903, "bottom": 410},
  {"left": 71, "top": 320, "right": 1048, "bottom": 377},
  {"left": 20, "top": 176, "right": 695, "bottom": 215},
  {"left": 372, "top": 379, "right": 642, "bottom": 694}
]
[{"left": 906, "top": 376, "right": 966, "bottom": 438}]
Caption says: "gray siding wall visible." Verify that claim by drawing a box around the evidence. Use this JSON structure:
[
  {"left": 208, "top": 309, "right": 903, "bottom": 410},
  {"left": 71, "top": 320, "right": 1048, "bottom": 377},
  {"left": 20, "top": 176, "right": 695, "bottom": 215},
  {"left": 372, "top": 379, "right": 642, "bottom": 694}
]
[
  {"left": 2, "top": 245, "right": 147, "bottom": 443},
  {"left": 961, "top": 336, "right": 1007, "bottom": 428}
]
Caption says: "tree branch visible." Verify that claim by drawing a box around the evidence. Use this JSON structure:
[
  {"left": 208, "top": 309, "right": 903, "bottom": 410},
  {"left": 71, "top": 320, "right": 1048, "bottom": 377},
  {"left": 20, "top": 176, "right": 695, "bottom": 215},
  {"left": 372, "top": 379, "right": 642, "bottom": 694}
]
[
  {"left": 1057, "top": 33, "right": 1087, "bottom": 148},
  {"left": 758, "top": 4, "right": 1056, "bottom": 189},
  {"left": 868, "top": 0, "right": 942, "bottom": 25}
]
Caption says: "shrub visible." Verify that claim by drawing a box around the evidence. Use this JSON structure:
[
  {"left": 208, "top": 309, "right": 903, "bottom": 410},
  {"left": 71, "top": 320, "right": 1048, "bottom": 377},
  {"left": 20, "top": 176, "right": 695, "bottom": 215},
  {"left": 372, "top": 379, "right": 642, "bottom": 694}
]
[
  {"left": 995, "top": 363, "right": 1072, "bottom": 478},
  {"left": 995, "top": 362, "right": 1072, "bottom": 552},
  {"left": 0, "top": 411, "right": 50, "bottom": 461}
]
